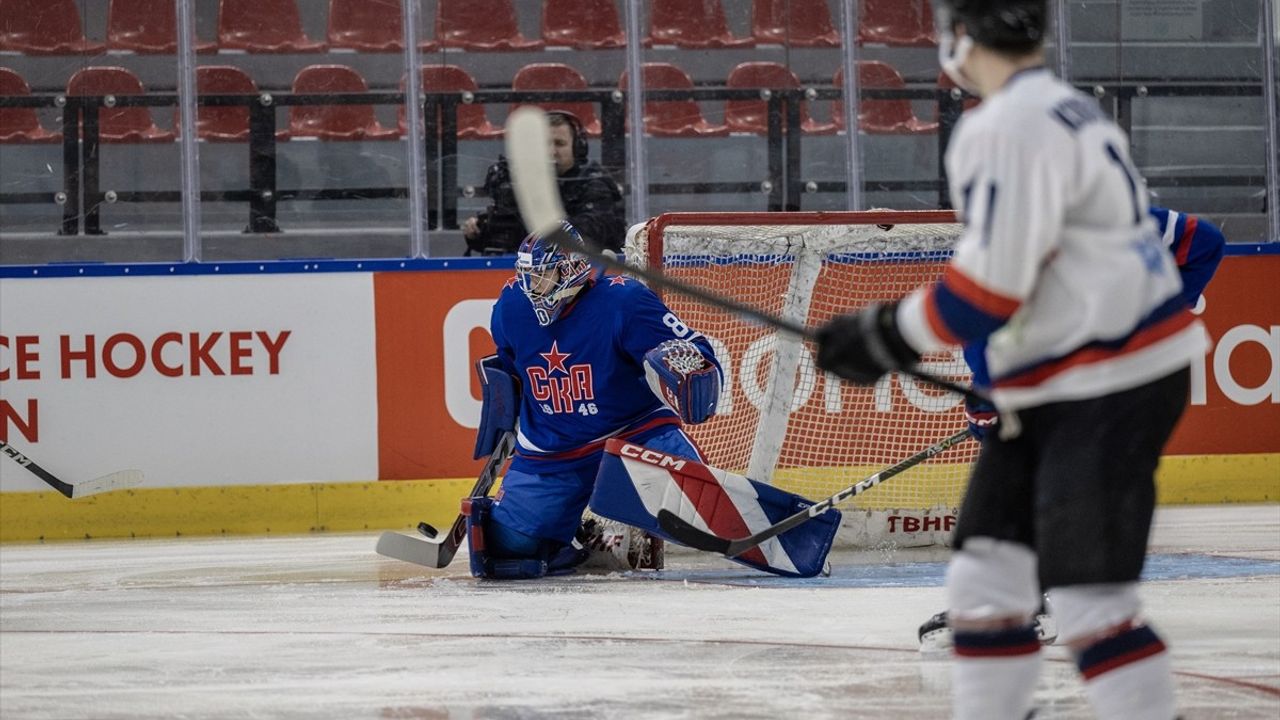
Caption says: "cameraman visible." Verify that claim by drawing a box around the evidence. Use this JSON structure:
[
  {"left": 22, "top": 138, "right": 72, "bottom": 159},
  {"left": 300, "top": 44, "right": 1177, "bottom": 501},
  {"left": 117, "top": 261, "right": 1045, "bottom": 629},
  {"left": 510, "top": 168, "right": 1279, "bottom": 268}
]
[{"left": 462, "top": 110, "right": 625, "bottom": 255}]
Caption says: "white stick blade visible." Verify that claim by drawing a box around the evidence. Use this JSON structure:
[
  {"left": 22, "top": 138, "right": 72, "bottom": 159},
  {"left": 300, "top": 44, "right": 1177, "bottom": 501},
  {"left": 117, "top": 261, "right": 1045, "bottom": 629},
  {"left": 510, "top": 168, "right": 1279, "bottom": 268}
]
[
  {"left": 375, "top": 531, "right": 449, "bottom": 569},
  {"left": 505, "top": 106, "right": 567, "bottom": 237},
  {"left": 69, "top": 469, "right": 144, "bottom": 499}
]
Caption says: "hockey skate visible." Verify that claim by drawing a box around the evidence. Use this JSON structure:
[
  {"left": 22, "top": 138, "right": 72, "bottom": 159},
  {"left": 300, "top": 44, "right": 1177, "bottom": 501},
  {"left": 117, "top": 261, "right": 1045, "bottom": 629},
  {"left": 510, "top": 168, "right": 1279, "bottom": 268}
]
[
  {"left": 918, "top": 604, "right": 1058, "bottom": 652},
  {"left": 576, "top": 513, "right": 665, "bottom": 572}
]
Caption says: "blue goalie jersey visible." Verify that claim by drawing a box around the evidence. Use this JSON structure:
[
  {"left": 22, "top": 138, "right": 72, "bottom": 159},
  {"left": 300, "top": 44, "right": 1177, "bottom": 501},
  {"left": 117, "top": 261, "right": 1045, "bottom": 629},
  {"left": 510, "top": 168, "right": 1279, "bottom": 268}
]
[{"left": 490, "top": 274, "right": 720, "bottom": 473}]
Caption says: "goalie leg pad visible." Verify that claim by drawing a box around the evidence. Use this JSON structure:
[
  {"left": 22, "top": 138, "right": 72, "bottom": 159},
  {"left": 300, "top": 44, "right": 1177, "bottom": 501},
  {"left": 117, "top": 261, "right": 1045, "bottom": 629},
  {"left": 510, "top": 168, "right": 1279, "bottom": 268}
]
[
  {"left": 473, "top": 355, "right": 520, "bottom": 460},
  {"left": 946, "top": 537, "right": 1041, "bottom": 623},
  {"left": 590, "top": 432, "right": 838, "bottom": 578}
]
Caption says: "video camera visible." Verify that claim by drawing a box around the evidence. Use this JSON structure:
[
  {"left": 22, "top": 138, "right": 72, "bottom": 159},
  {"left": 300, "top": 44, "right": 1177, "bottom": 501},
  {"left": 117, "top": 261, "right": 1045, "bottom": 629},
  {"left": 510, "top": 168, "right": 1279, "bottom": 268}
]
[{"left": 468, "top": 156, "right": 529, "bottom": 255}]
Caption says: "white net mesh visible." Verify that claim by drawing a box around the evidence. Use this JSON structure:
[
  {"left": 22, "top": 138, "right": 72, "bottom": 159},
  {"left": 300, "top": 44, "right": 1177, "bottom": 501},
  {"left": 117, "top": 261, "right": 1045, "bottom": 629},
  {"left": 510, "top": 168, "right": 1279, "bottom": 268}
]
[{"left": 629, "top": 211, "right": 978, "bottom": 547}]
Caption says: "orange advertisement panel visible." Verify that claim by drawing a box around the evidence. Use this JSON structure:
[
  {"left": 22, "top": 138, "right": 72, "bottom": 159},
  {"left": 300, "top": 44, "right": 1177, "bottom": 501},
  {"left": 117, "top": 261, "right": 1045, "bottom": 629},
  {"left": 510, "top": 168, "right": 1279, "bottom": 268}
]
[
  {"left": 1167, "top": 255, "right": 1279, "bottom": 455},
  {"left": 371, "top": 255, "right": 1277, "bottom": 482},
  {"left": 373, "top": 269, "right": 511, "bottom": 479}
]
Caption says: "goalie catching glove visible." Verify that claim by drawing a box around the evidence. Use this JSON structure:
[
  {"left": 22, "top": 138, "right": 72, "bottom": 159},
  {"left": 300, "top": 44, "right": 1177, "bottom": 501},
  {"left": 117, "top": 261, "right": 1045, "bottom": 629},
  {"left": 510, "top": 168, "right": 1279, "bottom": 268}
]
[{"left": 644, "top": 339, "right": 721, "bottom": 424}]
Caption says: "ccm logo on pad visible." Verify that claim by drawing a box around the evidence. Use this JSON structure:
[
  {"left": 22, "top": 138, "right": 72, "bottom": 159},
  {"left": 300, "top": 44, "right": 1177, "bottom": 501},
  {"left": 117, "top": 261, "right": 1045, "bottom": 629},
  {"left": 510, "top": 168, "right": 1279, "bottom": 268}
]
[{"left": 618, "top": 443, "right": 687, "bottom": 471}]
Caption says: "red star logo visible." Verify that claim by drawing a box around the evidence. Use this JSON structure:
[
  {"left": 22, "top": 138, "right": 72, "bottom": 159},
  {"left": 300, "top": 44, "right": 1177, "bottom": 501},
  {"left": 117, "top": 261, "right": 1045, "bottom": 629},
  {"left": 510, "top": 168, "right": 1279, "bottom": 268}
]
[
  {"left": 503, "top": 276, "right": 518, "bottom": 290},
  {"left": 540, "top": 341, "right": 572, "bottom": 375},
  {"left": 608, "top": 275, "right": 629, "bottom": 286}
]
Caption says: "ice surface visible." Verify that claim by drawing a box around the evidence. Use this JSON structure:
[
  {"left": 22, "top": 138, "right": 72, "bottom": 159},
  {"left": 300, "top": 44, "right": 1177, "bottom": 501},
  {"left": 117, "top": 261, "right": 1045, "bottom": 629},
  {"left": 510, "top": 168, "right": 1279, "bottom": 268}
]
[{"left": 1, "top": 505, "right": 1277, "bottom": 719}]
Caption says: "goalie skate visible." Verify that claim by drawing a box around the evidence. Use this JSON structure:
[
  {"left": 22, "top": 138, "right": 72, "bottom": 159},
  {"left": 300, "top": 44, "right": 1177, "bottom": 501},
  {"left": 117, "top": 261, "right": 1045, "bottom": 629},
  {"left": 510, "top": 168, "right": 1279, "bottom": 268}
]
[{"left": 576, "top": 514, "right": 664, "bottom": 573}]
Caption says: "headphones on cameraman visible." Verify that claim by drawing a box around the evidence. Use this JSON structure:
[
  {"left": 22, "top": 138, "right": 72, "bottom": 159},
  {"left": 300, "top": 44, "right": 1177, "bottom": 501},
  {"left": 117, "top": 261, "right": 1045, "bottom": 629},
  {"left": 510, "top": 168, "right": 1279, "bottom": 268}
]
[{"left": 547, "top": 110, "right": 588, "bottom": 166}]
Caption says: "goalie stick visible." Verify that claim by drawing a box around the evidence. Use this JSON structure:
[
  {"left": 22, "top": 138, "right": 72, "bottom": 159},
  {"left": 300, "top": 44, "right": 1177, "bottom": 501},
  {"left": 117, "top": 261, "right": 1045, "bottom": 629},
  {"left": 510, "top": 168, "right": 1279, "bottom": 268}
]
[
  {"left": 374, "top": 430, "right": 515, "bottom": 569},
  {"left": 656, "top": 428, "right": 972, "bottom": 557},
  {"left": 0, "top": 440, "right": 144, "bottom": 499},
  {"left": 503, "top": 107, "right": 983, "bottom": 405}
]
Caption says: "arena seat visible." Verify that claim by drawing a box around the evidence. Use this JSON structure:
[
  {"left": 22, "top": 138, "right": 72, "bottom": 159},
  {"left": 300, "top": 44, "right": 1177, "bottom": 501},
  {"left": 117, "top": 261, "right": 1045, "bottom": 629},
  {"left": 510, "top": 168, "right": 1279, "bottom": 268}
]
[
  {"left": 107, "top": 0, "right": 217, "bottom": 54},
  {"left": 725, "top": 62, "right": 836, "bottom": 136},
  {"left": 436, "top": 0, "right": 543, "bottom": 51},
  {"left": 289, "top": 65, "right": 399, "bottom": 141},
  {"left": 66, "top": 67, "right": 177, "bottom": 143},
  {"left": 833, "top": 63, "right": 938, "bottom": 135},
  {"left": 217, "top": 0, "right": 327, "bottom": 53},
  {"left": 750, "top": 0, "right": 839, "bottom": 47},
  {"left": 177, "top": 66, "right": 290, "bottom": 142},
  {"left": 511, "top": 63, "right": 602, "bottom": 137},
  {"left": 0, "top": 68, "right": 61, "bottom": 144},
  {"left": 541, "top": 0, "right": 625, "bottom": 49},
  {"left": 328, "top": 0, "right": 405, "bottom": 52},
  {"left": 646, "top": 0, "right": 754, "bottom": 48},
  {"left": 0, "top": 0, "right": 105, "bottom": 55},
  {"left": 619, "top": 63, "right": 729, "bottom": 138},
  {"left": 858, "top": 0, "right": 936, "bottom": 47},
  {"left": 399, "top": 65, "right": 503, "bottom": 140}
]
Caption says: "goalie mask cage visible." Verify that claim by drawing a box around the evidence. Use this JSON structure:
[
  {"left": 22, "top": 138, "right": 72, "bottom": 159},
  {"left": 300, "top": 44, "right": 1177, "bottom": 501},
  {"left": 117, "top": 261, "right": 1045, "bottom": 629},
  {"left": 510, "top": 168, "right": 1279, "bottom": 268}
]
[{"left": 627, "top": 210, "right": 977, "bottom": 548}]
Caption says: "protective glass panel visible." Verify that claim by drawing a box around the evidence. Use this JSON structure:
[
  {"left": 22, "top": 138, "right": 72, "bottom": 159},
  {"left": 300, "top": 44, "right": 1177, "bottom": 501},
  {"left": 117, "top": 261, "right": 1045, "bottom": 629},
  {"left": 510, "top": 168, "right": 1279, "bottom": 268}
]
[
  {"left": 194, "top": 0, "right": 413, "bottom": 261},
  {"left": 0, "top": 0, "right": 186, "bottom": 263},
  {"left": 1066, "top": 0, "right": 1270, "bottom": 243}
]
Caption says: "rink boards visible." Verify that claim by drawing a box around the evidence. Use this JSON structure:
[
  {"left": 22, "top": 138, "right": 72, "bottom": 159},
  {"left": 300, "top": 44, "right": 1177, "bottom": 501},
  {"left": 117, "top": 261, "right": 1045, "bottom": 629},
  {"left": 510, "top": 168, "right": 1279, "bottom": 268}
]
[{"left": 0, "top": 254, "right": 1276, "bottom": 541}]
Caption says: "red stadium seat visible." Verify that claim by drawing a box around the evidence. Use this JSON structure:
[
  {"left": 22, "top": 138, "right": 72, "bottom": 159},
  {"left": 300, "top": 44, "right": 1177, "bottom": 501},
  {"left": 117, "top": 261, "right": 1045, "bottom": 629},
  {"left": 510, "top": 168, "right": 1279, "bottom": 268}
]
[
  {"left": 858, "top": 0, "right": 936, "bottom": 47},
  {"left": 0, "top": 0, "right": 105, "bottom": 55},
  {"left": 289, "top": 65, "right": 399, "bottom": 141},
  {"left": 833, "top": 63, "right": 938, "bottom": 135},
  {"left": 107, "top": 0, "right": 217, "bottom": 54},
  {"left": 217, "top": 0, "right": 327, "bottom": 53},
  {"left": 436, "top": 0, "right": 543, "bottom": 51},
  {"left": 177, "top": 66, "right": 290, "bottom": 142},
  {"left": 725, "top": 62, "right": 836, "bottom": 136},
  {"left": 328, "top": 0, "right": 404, "bottom": 52},
  {"left": 619, "top": 63, "right": 729, "bottom": 138},
  {"left": 541, "top": 0, "right": 625, "bottom": 49},
  {"left": 511, "top": 63, "right": 602, "bottom": 137},
  {"left": 0, "top": 68, "right": 61, "bottom": 144},
  {"left": 66, "top": 67, "right": 177, "bottom": 143},
  {"left": 751, "top": 0, "right": 839, "bottom": 47},
  {"left": 647, "top": 0, "right": 753, "bottom": 48},
  {"left": 400, "top": 65, "right": 503, "bottom": 140}
]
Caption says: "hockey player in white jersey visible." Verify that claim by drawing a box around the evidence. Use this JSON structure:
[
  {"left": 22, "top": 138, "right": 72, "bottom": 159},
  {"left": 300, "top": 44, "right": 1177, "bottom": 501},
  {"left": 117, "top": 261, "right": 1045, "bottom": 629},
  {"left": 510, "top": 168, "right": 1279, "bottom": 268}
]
[{"left": 814, "top": 1, "right": 1205, "bottom": 718}]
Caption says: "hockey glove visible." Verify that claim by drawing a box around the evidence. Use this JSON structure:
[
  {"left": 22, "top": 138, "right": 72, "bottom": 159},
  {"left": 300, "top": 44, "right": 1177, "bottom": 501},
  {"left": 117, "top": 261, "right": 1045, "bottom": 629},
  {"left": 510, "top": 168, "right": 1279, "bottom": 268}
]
[
  {"left": 474, "top": 355, "right": 520, "bottom": 459},
  {"left": 964, "top": 395, "right": 999, "bottom": 441},
  {"left": 815, "top": 303, "right": 920, "bottom": 385},
  {"left": 644, "top": 339, "right": 720, "bottom": 425}
]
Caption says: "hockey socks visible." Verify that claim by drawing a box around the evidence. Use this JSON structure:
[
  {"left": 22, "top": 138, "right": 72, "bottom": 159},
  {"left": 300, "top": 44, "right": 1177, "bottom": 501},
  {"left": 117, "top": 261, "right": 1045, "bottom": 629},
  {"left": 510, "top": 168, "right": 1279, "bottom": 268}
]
[
  {"left": 951, "top": 624, "right": 1041, "bottom": 720},
  {"left": 1076, "top": 623, "right": 1177, "bottom": 720}
]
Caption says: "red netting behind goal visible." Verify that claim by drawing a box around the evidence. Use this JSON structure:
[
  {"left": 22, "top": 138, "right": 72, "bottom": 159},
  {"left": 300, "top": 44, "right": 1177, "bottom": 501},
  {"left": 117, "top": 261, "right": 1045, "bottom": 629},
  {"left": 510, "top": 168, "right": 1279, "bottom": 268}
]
[{"left": 628, "top": 211, "right": 978, "bottom": 546}]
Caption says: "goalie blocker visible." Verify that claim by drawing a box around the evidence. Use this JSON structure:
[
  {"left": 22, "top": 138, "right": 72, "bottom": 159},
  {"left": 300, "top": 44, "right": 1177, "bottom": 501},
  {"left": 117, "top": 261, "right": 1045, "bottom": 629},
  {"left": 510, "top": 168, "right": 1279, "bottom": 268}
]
[{"left": 590, "top": 440, "right": 839, "bottom": 578}]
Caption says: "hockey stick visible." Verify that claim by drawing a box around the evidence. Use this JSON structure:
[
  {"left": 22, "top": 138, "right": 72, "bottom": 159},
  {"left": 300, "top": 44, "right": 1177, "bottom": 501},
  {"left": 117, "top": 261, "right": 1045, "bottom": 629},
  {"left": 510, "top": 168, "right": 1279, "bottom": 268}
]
[
  {"left": 375, "top": 430, "right": 515, "bottom": 569},
  {"left": 656, "top": 428, "right": 972, "bottom": 557},
  {"left": 0, "top": 440, "right": 144, "bottom": 499},
  {"left": 503, "top": 107, "right": 982, "bottom": 405}
]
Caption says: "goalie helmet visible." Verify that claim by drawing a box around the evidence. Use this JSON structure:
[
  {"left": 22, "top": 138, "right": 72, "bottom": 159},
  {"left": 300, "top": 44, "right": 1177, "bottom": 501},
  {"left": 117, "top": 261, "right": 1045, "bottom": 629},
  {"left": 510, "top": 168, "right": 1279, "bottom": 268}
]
[
  {"left": 934, "top": 0, "right": 1047, "bottom": 92},
  {"left": 516, "top": 221, "right": 593, "bottom": 326}
]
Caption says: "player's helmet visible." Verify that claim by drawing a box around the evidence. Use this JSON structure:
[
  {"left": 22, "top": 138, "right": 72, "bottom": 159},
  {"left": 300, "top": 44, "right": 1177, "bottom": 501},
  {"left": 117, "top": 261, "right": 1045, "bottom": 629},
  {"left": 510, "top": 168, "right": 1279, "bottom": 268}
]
[
  {"left": 516, "top": 221, "right": 593, "bottom": 326},
  {"left": 935, "top": 0, "right": 1047, "bottom": 52},
  {"left": 934, "top": 0, "right": 1046, "bottom": 93}
]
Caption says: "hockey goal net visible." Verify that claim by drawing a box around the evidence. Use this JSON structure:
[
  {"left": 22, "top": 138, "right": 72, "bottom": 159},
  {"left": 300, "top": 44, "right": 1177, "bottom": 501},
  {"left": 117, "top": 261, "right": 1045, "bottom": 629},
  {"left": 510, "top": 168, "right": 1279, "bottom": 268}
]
[{"left": 628, "top": 211, "right": 977, "bottom": 547}]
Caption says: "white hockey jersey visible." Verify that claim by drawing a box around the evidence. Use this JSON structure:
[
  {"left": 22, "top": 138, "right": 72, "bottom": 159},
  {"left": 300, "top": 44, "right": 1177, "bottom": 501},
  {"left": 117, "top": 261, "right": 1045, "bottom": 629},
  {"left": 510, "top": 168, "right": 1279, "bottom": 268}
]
[{"left": 897, "top": 68, "right": 1206, "bottom": 411}]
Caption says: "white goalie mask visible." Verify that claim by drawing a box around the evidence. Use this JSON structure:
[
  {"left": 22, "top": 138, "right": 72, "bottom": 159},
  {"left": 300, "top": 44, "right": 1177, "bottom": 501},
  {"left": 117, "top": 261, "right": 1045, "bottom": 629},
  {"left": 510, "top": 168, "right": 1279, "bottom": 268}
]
[{"left": 936, "top": 3, "right": 978, "bottom": 95}]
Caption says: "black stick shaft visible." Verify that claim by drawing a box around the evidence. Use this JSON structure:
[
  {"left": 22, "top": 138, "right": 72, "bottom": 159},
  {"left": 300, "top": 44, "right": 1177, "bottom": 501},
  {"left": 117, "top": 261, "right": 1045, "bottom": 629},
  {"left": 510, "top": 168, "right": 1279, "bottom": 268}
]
[{"left": 0, "top": 441, "right": 75, "bottom": 498}]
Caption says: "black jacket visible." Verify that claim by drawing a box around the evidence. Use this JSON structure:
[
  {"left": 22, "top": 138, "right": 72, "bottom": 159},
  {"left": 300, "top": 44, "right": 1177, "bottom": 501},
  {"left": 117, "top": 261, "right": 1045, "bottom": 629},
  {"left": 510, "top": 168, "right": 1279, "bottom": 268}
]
[{"left": 469, "top": 158, "right": 625, "bottom": 255}]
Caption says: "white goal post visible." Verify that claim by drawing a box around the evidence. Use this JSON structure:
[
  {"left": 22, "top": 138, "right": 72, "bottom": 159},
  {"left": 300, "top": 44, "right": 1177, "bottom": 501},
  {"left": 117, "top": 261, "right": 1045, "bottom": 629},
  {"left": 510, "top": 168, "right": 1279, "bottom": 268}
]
[{"left": 626, "top": 210, "right": 978, "bottom": 548}]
